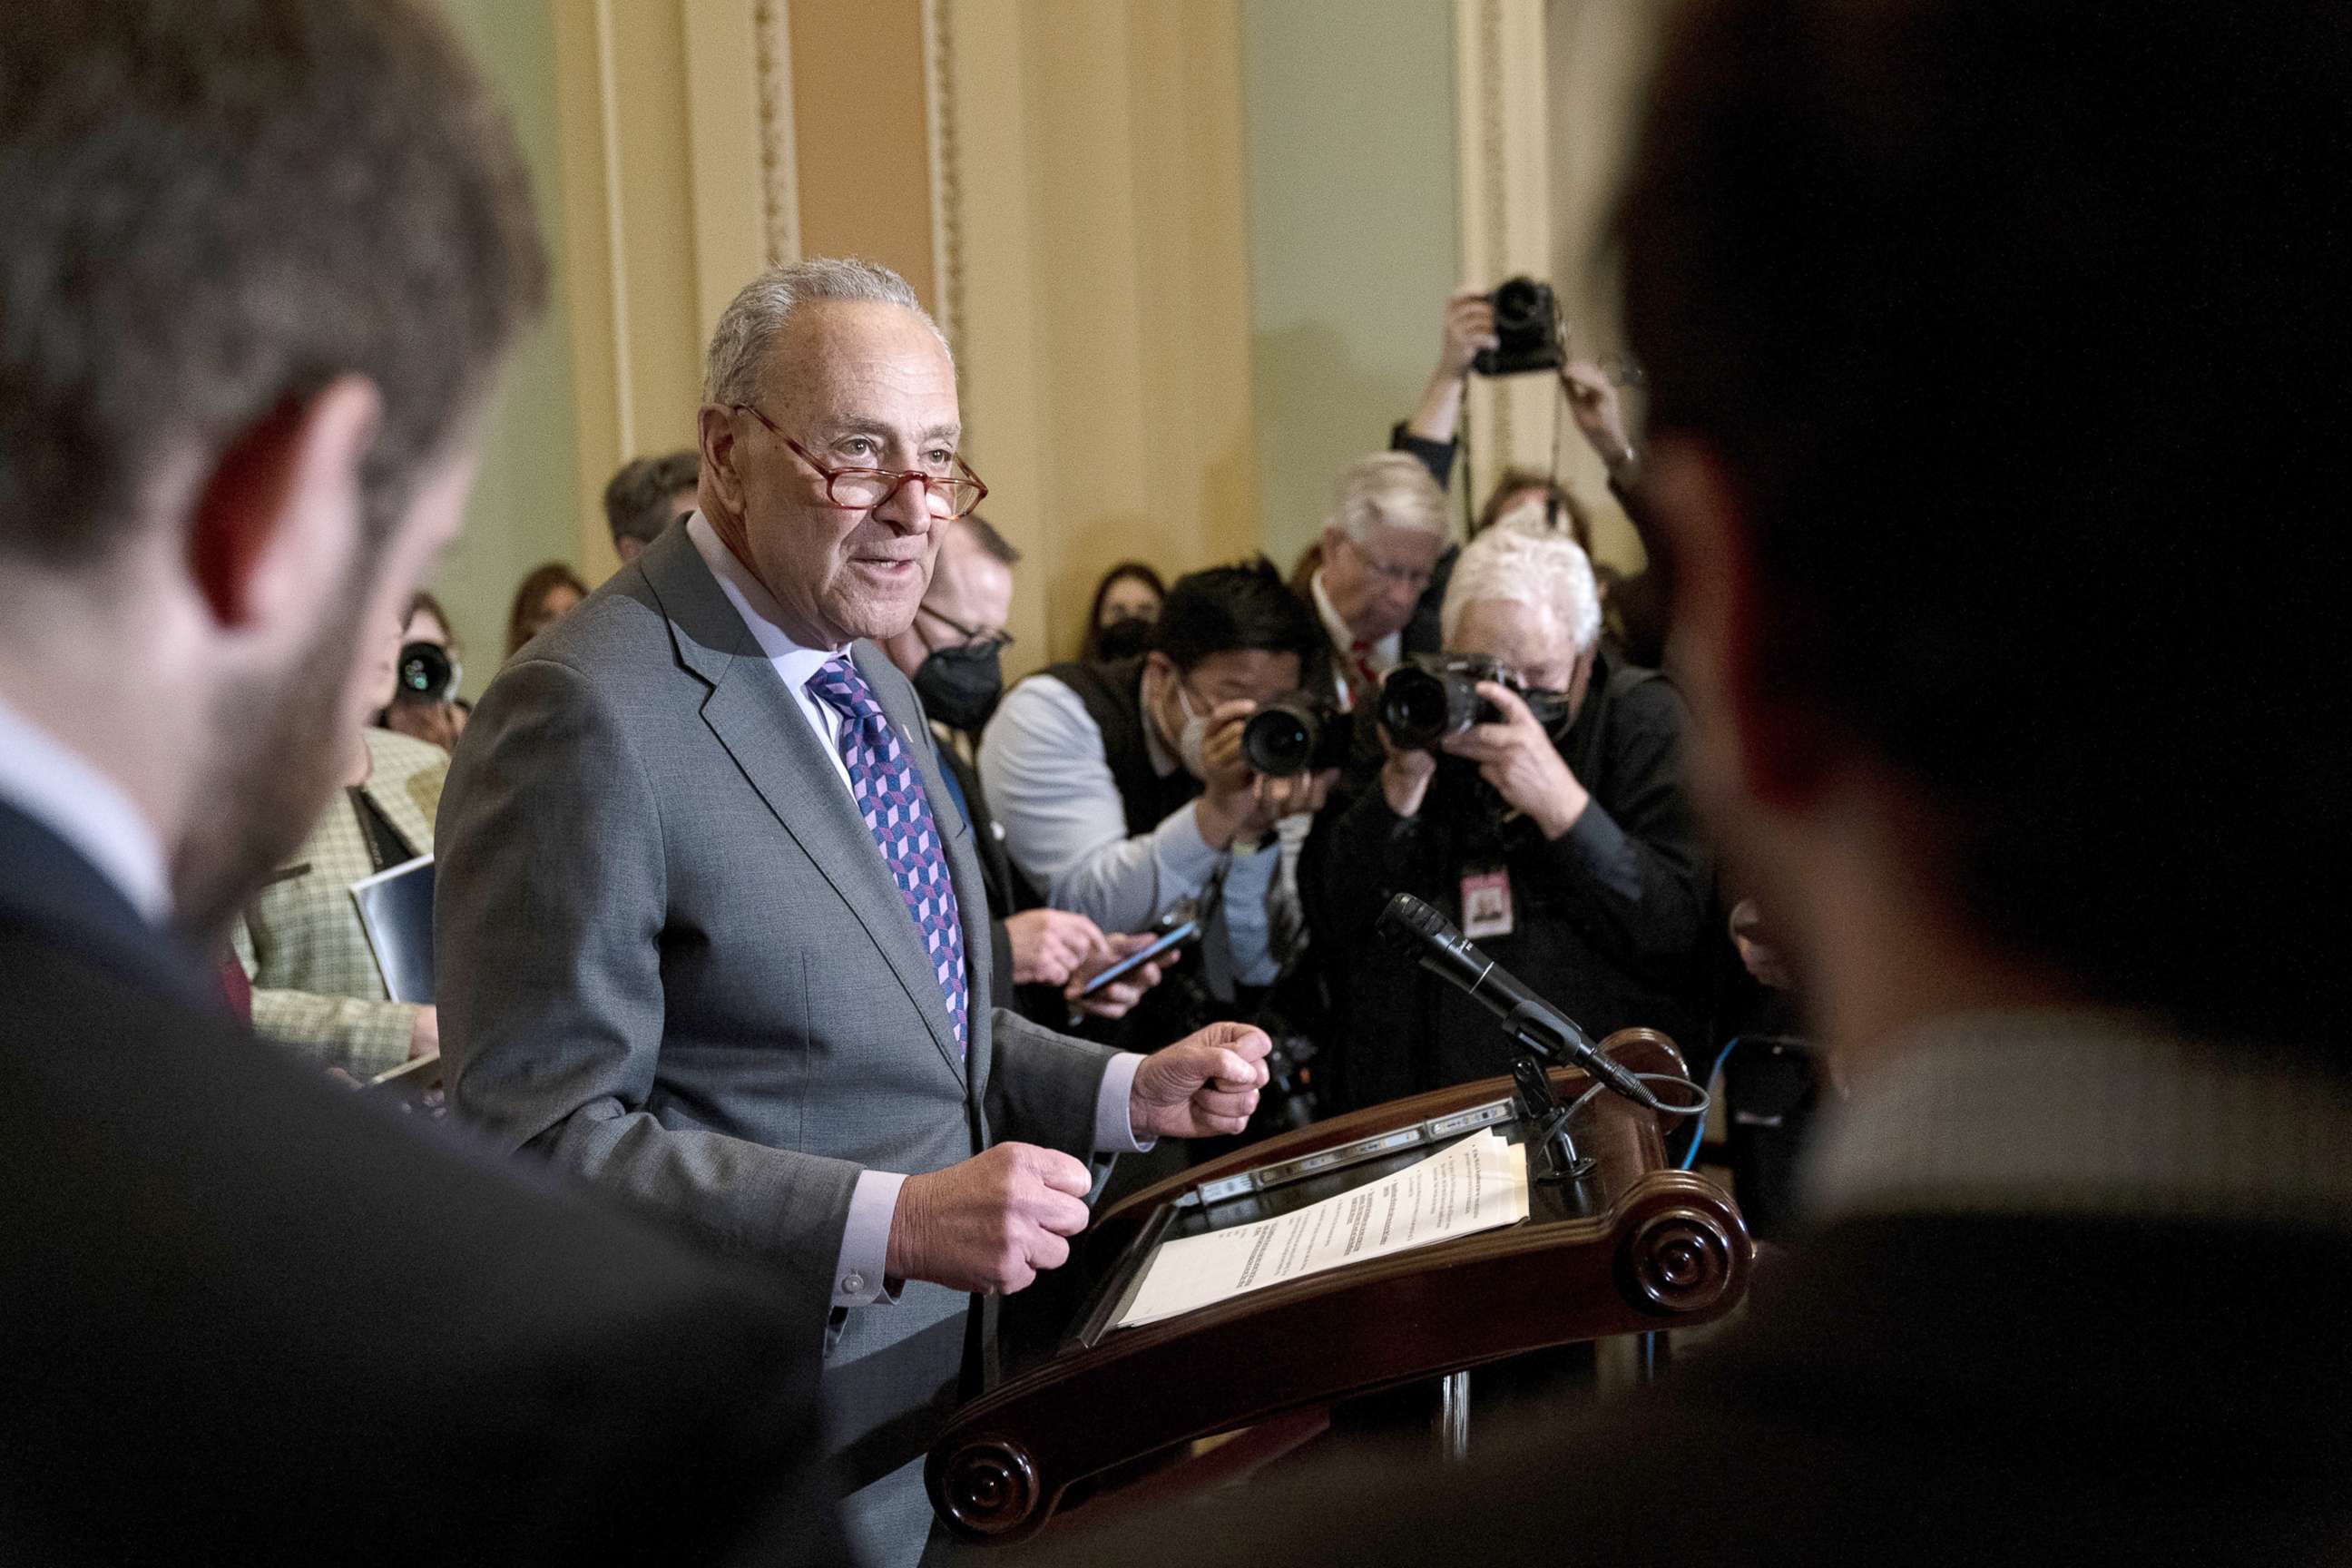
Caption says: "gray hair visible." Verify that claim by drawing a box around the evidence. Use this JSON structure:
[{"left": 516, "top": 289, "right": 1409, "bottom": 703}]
[
  {"left": 1325, "top": 453, "right": 1449, "bottom": 545},
  {"left": 1440, "top": 513, "right": 1602, "bottom": 653},
  {"left": 702, "top": 256, "right": 950, "bottom": 407}
]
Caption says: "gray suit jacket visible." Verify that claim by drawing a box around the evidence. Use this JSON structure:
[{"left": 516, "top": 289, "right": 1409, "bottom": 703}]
[{"left": 436, "top": 526, "right": 1119, "bottom": 1564}]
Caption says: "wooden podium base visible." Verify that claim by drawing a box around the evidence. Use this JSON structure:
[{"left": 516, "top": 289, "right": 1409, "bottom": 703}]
[{"left": 926, "top": 1029, "right": 1751, "bottom": 1546}]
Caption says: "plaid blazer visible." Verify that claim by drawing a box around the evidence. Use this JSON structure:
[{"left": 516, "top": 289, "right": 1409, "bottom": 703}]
[{"left": 232, "top": 729, "right": 446, "bottom": 1076}]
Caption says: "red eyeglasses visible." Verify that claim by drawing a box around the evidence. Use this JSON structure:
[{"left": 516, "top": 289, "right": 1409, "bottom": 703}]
[{"left": 734, "top": 404, "right": 988, "bottom": 521}]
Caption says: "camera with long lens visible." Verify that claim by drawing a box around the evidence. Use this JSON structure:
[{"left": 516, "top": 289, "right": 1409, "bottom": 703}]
[
  {"left": 1377, "top": 653, "right": 1569, "bottom": 750},
  {"left": 1240, "top": 692, "right": 1351, "bottom": 779},
  {"left": 1473, "top": 275, "right": 1563, "bottom": 377},
  {"left": 395, "top": 641, "right": 461, "bottom": 704}
]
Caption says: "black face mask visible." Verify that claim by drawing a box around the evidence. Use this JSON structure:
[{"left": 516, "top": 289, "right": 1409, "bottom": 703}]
[
  {"left": 914, "top": 641, "right": 1004, "bottom": 734},
  {"left": 1093, "top": 616, "right": 1153, "bottom": 663}
]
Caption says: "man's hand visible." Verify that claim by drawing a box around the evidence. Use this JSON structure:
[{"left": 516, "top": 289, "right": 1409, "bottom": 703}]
[
  {"left": 1730, "top": 899, "right": 1794, "bottom": 991},
  {"left": 384, "top": 695, "right": 466, "bottom": 754},
  {"left": 1378, "top": 730, "right": 1438, "bottom": 818},
  {"left": 1064, "top": 932, "right": 1167, "bottom": 1021},
  {"left": 1443, "top": 683, "right": 1590, "bottom": 838},
  {"left": 1406, "top": 288, "right": 1502, "bottom": 445},
  {"left": 407, "top": 1004, "right": 439, "bottom": 1061},
  {"left": 1562, "top": 359, "right": 1636, "bottom": 480},
  {"left": 1434, "top": 288, "right": 1500, "bottom": 383},
  {"left": 1130, "top": 1022, "right": 1273, "bottom": 1141},
  {"left": 1194, "top": 698, "right": 1266, "bottom": 847},
  {"left": 1006, "top": 908, "right": 1111, "bottom": 987},
  {"left": 1252, "top": 766, "right": 1339, "bottom": 826},
  {"left": 886, "top": 1142, "right": 1094, "bottom": 1295}
]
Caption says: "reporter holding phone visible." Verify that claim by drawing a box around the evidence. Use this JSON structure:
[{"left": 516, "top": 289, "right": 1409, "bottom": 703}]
[{"left": 980, "top": 561, "right": 1333, "bottom": 1048}]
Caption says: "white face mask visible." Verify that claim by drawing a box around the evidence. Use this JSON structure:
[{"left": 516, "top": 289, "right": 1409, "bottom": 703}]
[{"left": 1172, "top": 676, "right": 1211, "bottom": 780}]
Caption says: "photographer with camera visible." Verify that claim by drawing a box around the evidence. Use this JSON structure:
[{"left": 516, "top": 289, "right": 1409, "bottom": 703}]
[
  {"left": 1390, "top": 282, "right": 1675, "bottom": 669},
  {"left": 377, "top": 591, "right": 468, "bottom": 753},
  {"left": 1308, "top": 520, "right": 1710, "bottom": 1110},
  {"left": 981, "top": 560, "right": 1329, "bottom": 1043}
]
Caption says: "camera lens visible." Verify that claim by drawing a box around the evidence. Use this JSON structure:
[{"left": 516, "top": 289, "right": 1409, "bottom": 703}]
[
  {"left": 397, "top": 642, "right": 455, "bottom": 702},
  {"left": 1241, "top": 702, "right": 1317, "bottom": 777},
  {"left": 1493, "top": 277, "right": 1542, "bottom": 329},
  {"left": 1378, "top": 666, "right": 1450, "bottom": 750}
]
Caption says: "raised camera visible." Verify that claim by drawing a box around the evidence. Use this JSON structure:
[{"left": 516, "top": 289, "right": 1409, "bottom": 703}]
[
  {"left": 1240, "top": 693, "right": 1351, "bottom": 778},
  {"left": 1377, "top": 654, "right": 1568, "bottom": 750},
  {"left": 395, "top": 641, "right": 460, "bottom": 704},
  {"left": 1474, "top": 276, "right": 1563, "bottom": 377}
]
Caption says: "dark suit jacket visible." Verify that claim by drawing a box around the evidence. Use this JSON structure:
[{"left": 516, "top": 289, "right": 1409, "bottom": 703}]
[
  {"left": 436, "top": 526, "right": 1118, "bottom": 1563},
  {"left": 1038, "top": 1205, "right": 2352, "bottom": 1564},
  {"left": 0, "top": 801, "right": 851, "bottom": 1566}
]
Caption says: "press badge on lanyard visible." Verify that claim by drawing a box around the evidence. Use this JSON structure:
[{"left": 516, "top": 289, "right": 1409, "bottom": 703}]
[{"left": 1459, "top": 865, "right": 1515, "bottom": 939}]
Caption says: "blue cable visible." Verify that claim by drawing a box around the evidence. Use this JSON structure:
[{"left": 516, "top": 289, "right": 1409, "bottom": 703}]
[{"left": 1677, "top": 1036, "right": 1744, "bottom": 1170}]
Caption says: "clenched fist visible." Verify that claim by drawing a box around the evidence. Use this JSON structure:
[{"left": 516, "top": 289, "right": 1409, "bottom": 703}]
[
  {"left": 885, "top": 1142, "right": 1094, "bottom": 1296},
  {"left": 1130, "top": 1021, "right": 1274, "bottom": 1140}
]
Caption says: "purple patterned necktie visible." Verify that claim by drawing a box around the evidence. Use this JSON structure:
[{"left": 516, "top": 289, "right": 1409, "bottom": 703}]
[{"left": 807, "top": 656, "right": 967, "bottom": 1056}]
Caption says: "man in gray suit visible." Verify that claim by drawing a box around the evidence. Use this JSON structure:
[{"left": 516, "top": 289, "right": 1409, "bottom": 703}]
[{"left": 436, "top": 257, "right": 1271, "bottom": 1565}]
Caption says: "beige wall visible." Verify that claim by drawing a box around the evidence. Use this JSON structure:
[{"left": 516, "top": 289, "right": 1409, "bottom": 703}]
[
  {"left": 789, "top": 0, "right": 936, "bottom": 306},
  {"left": 429, "top": 0, "right": 582, "bottom": 696},
  {"left": 1544, "top": 0, "right": 1669, "bottom": 573},
  {"left": 1240, "top": 0, "right": 1463, "bottom": 577},
  {"left": 549, "top": 0, "right": 768, "bottom": 590},
  {"left": 951, "top": 0, "right": 1261, "bottom": 671},
  {"left": 444, "top": 2, "right": 1656, "bottom": 682}
]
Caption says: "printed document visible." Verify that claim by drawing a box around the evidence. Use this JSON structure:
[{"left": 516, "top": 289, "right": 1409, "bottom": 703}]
[{"left": 1114, "top": 1128, "right": 1529, "bottom": 1329}]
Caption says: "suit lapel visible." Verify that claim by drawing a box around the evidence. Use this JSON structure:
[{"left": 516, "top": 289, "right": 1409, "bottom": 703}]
[{"left": 638, "top": 531, "right": 969, "bottom": 1089}]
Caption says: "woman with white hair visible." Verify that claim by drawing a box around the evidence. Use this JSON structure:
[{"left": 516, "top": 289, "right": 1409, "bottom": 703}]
[{"left": 1306, "top": 520, "right": 1714, "bottom": 1109}]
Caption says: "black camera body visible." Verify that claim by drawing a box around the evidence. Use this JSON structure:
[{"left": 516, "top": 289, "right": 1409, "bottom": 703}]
[
  {"left": 1473, "top": 276, "right": 1563, "bottom": 377},
  {"left": 395, "top": 641, "right": 460, "bottom": 704},
  {"left": 1241, "top": 692, "right": 1351, "bottom": 779},
  {"left": 1378, "top": 653, "right": 1570, "bottom": 750}
]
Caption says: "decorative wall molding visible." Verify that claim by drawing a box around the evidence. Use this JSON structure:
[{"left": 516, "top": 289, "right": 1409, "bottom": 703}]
[
  {"left": 1453, "top": 0, "right": 1556, "bottom": 503},
  {"left": 920, "top": 0, "right": 965, "bottom": 351},
  {"left": 591, "top": 0, "right": 636, "bottom": 454},
  {"left": 752, "top": 0, "right": 801, "bottom": 267}
]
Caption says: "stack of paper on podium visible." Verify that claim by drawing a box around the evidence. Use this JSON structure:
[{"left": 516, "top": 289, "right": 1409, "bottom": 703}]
[{"left": 1114, "top": 1128, "right": 1529, "bottom": 1329}]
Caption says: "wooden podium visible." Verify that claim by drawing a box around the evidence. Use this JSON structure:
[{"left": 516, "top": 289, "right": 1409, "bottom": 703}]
[{"left": 926, "top": 1029, "right": 1752, "bottom": 1546}]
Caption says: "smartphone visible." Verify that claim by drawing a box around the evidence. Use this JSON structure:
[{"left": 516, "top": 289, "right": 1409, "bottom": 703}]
[{"left": 1074, "top": 918, "right": 1199, "bottom": 998}]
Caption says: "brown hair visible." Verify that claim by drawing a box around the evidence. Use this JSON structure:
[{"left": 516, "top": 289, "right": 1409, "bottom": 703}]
[
  {"left": 1079, "top": 561, "right": 1168, "bottom": 664},
  {"left": 0, "top": 0, "right": 545, "bottom": 570},
  {"left": 1475, "top": 468, "right": 1592, "bottom": 557},
  {"left": 602, "top": 450, "right": 700, "bottom": 549},
  {"left": 1621, "top": 0, "right": 2337, "bottom": 1041},
  {"left": 505, "top": 563, "right": 589, "bottom": 660}
]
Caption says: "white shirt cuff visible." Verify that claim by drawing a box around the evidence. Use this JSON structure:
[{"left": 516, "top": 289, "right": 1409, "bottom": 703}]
[
  {"left": 832, "top": 1170, "right": 907, "bottom": 1308},
  {"left": 1094, "top": 1051, "right": 1155, "bottom": 1152}
]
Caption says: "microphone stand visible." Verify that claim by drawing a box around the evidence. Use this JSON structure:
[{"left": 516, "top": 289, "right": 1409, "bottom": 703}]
[{"left": 1504, "top": 1004, "right": 1596, "bottom": 1184}]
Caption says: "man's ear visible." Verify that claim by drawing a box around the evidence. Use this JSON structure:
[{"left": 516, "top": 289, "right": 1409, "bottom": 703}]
[
  {"left": 697, "top": 403, "right": 747, "bottom": 518},
  {"left": 187, "top": 377, "right": 382, "bottom": 631},
  {"left": 1645, "top": 436, "right": 1827, "bottom": 812}
]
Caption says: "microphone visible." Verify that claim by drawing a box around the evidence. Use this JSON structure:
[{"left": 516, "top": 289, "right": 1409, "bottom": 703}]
[{"left": 1376, "top": 892, "right": 1657, "bottom": 1108}]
